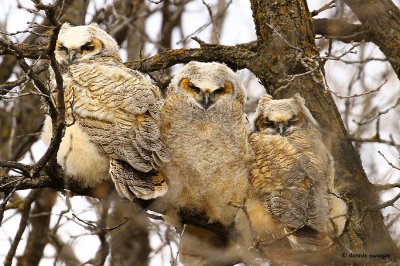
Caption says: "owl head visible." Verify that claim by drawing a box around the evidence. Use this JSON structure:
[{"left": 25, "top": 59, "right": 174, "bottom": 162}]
[
  {"left": 253, "top": 93, "right": 319, "bottom": 136},
  {"left": 169, "top": 61, "right": 246, "bottom": 110},
  {"left": 55, "top": 23, "right": 120, "bottom": 66}
]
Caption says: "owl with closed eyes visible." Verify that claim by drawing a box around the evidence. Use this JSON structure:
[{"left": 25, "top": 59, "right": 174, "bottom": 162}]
[
  {"left": 246, "top": 94, "right": 347, "bottom": 251},
  {"left": 41, "top": 22, "right": 168, "bottom": 200},
  {"left": 156, "top": 61, "right": 251, "bottom": 265}
]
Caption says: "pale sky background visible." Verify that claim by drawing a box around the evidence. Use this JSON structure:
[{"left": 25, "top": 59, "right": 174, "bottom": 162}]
[{"left": 1, "top": 0, "right": 399, "bottom": 265}]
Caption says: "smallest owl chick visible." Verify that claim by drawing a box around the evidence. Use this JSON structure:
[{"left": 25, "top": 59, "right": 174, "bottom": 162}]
[{"left": 247, "top": 93, "right": 347, "bottom": 251}]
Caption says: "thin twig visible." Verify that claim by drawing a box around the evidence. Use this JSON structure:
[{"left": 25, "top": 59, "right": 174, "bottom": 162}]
[
  {"left": 370, "top": 193, "right": 400, "bottom": 210},
  {"left": 311, "top": 1, "right": 335, "bottom": 16},
  {"left": 378, "top": 151, "right": 400, "bottom": 171},
  {"left": 330, "top": 80, "right": 386, "bottom": 99},
  {"left": 176, "top": 0, "right": 232, "bottom": 45}
]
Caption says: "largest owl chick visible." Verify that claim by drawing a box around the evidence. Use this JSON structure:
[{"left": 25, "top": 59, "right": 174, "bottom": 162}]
[
  {"left": 42, "top": 23, "right": 168, "bottom": 200},
  {"left": 158, "top": 61, "right": 251, "bottom": 226},
  {"left": 157, "top": 62, "right": 251, "bottom": 264},
  {"left": 247, "top": 94, "right": 347, "bottom": 251}
]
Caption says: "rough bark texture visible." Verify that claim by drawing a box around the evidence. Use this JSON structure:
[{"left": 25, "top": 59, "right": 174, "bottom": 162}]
[
  {"left": 343, "top": 0, "right": 400, "bottom": 78},
  {"left": 249, "top": 0, "right": 399, "bottom": 258}
]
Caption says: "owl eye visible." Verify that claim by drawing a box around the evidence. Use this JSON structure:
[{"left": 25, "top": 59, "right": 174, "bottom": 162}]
[
  {"left": 287, "top": 116, "right": 299, "bottom": 125},
  {"left": 58, "top": 45, "right": 67, "bottom": 52},
  {"left": 264, "top": 119, "right": 275, "bottom": 127},
  {"left": 81, "top": 43, "right": 95, "bottom": 52},
  {"left": 214, "top": 87, "right": 225, "bottom": 94},
  {"left": 189, "top": 83, "right": 201, "bottom": 94}
]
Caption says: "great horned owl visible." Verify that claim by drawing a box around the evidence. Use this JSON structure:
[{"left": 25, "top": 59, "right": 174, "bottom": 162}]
[
  {"left": 247, "top": 93, "right": 347, "bottom": 250},
  {"left": 41, "top": 23, "right": 168, "bottom": 200},
  {"left": 156, "top": 61, "right": 251, "bottom": 264}
]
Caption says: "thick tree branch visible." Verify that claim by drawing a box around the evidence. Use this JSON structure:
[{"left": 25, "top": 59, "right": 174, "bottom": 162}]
[
  {"left": 125, "top": 43, "right": 256, "bottom": 72},
  {"left": 313, "top": 18, "right": 369, "bottom": 43},
  {"left": 0, "top": 43, "right": 47, "bottom": 59},
  {"left": 343, "top": 0, "right": 400, "bottom": 78}
]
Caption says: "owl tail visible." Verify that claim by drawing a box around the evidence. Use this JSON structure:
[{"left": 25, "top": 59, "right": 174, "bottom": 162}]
[
  {"left": 109, "top": 159, "right": 168, "bottom": 201},
  {"left": 286, "top": 226, "right": 332, "bottom": 251}
]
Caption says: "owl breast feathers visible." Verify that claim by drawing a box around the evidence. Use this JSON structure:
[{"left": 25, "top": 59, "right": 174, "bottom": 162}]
[
  {"left": 246, "top": 93, "right": 347, "bottom": 251},
  {"left": 42, "top": 23, "right": 168, "bottom": 200}
]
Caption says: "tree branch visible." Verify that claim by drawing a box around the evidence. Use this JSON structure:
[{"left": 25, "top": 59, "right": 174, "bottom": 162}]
[
  {"left": 343, "top": 0, "right": 400, "bottom": 78},
  {"left": 313, "top": 18, "right": 369, "bottom": 43},
  {"left": 4, "top": 190, "right": 41, "bottom": 266},
  {"left": 125, "top": 43, "right": 256, "bottom": 73}
]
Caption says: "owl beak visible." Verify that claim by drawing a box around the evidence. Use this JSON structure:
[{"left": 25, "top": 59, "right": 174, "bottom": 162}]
[
  {"left": 68, "top": 50, "right": 78, "bottom": 63},
  {"left": 278, "top": 123, "right": 286, "bottom": 136},
  {"left": 201, "top": 92, "right": 211, "bottom": 109}
]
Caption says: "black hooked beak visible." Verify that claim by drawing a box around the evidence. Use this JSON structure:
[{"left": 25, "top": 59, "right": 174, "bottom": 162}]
[
  {"left": 68, "top": 50, "right": 78, "bottom": 63},
  {"left": 278, "top": 123, "right": 286, "bottom": 136},
  {"left": 201, "top": 91, "right": 211, "bottom": 109}
]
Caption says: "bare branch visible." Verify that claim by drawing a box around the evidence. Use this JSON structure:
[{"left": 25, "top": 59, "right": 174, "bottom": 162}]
[
  {"left": 4, "top": 189, "right": 41, "bottom": 266},
  {"left": 311, "top": 1, "right": 335, "bottom": 16},
  {"left": 0, "top": 63, "right": 48, "bottom": 96},
  {"left": 373, "top": 182, "right": 400, "bottom": 191},
  {"left": 329, "top": 80, "right": 386, "bottom": 99},
  {"left": 370, "top": 193, "right": 400, "bottom": 210},
  {"left": 126, "top": 43, "right": 256, "bottom": 73},
  {"left": 313, "top": 18, "right": 368, "bottom": 43},
  {"left": 378, "top": 151, "right": 400, "bottom": 171}
]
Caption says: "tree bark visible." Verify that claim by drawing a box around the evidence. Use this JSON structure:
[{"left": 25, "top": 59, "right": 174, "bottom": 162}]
[{"left": 343, "top": 0, "right": 400, "bottom": 78}]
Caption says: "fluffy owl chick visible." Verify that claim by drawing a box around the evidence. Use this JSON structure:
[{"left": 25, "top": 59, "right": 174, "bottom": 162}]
[
  {"left": 157, "top": 61, "right": 251, "bottom": 264},
  {"left": 247, "top": 94, "right": 347, "bottom": 251},
  {"left": 42, "top": 23, "right": 169, "bottom": 200},
  {"left": 158, "top": 61, "right": 250, "bottom": 225}
]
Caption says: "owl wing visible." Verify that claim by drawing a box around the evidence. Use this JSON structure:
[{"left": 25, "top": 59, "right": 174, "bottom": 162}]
[
  {"left": 249, "top": 134, "right": 309, "bottom": 228},
  {"left": 268, "top": 162, "right": 332, "bottom": 250},
  {"left": 67, "top": 61, "right": 169, "bottom": 200}
]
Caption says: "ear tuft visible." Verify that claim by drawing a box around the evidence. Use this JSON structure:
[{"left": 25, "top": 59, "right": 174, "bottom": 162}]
[
  {"left": 293, "top": 93, "right": 319, "bottom": 128},
  {"left": 61, "top": 22, "right": 71, "bottom": 29},
  {"left": 258, "top": 94, "right": 273, "bottom": 104},
  {"left": 90, "top": 22, "right": 100, "bottom": 28}
]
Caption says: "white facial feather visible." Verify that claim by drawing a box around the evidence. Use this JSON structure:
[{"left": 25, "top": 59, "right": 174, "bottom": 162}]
[
  {"left": 56, "top": 23, "right": 120, "bottom": 64},
  {"left": 169, "top": 61, "right": 246, "bottom": 106},
  {"left": 58, "top": 26, "right": 92, "bottom": 49},
  {"left": 253, "top": 93, "right": 319, "bottom": 136}
]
